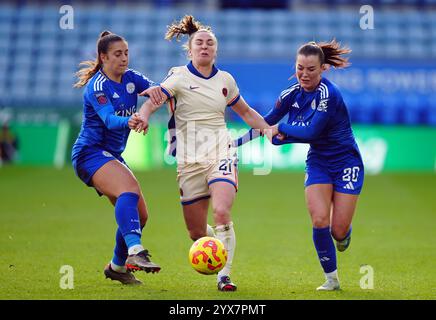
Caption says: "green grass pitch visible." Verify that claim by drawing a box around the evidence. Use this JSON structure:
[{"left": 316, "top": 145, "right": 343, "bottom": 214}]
[{"left": 0, "top": 166, "right": 435, "bottom": 300}]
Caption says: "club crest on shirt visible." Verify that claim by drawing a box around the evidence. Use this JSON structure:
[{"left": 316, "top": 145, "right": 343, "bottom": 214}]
[
  {"left": 102, "top": 151, "right": 113, "bottom": 158},
  {"left": 126, "top": 82, "right": 135, "bottom": 94},
  {"left": 317, "top": 99, "right": 329, "bottom": 112},
  {"left": 95, "top": 92, "right": 108, "bottom": 105},
  {"left": 311, "top": 99, "right": 316, "bottom": 110},
  {"left": 222, "top": 88, "right": 228, "bottom": 97}
]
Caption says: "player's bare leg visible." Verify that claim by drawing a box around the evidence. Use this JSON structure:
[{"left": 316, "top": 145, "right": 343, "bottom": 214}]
[
  {"left": 182, "top": 198, "right": 210, "bottom": 241},
  {"left": 331, "top": 192, "right": 359, "bottom": 252},
  {"left": 209, "top": 181, "right": 237, "bottom": 291}
]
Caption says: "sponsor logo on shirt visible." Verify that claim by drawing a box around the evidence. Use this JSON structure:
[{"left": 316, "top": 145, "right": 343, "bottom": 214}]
[
  {"left": 115, "top": 105, "right": 136, "bottom": 117},
  {"left": 113, "top": 92, "right": 120, "bottom": 98},
  {"left": 291, "top": 120, "right": 310, "bottom": 127},
  {"left": 292, "top": 102, "right": 300, "bottom": 108},
  {"left": 189, "top": 85, "right": 200, "bottom": 90}
]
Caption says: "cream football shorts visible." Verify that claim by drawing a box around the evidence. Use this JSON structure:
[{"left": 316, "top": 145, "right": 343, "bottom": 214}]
[{"left": 177, "top": 153, "right": 238, "bottom": 205}]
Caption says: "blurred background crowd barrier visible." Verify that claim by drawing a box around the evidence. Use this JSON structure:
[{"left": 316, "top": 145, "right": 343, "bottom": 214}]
[{"left": 0, "top": 0, "right": 435, "bottom": 172}]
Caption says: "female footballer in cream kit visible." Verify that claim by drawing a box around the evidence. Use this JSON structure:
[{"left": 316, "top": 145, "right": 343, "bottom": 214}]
[{"left": 135, "top": 15, "right": 271, "bottom": 291}]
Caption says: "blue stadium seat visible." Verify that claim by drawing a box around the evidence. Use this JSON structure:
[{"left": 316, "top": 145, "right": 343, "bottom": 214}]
[
  {"left": 0, "top": 5, "right": 15, "bottom": 21},
  {"left": 39, "top": 17, "right": 60, "bottom": 35},
  {"left": 12, "top": 52, "right": 32, "bottom": 70},
  {"left": 16, "top": 17, "right": 36, "bottom": 35},
  {"left": 33, "top": 69, "right": 54, "bottom": 100},
  {"left": 14, "top": 34, "right": 35, "bottom": 52},
  {"left": 0, "top": 36, "right": 11, "bottom": 55},
  {"left": 0, "top": 4, "right": 433, "bottom": 126},
  {"left": 0, "top": 19, "right": 13, "bottom": 39},
  {"left": 10, "top": 71, "right": 31, "bottom": 100}
]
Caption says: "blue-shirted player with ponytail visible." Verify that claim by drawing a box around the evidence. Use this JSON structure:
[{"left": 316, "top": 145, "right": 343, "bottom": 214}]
[
  {"left": 235, "top": 40, "right": 364, "bottom": 291},
  {"left": 72, "top": 31, "right": 165, "bottom": 285}
]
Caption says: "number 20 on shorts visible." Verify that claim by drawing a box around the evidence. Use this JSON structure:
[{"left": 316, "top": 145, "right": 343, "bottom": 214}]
[{"left": 342, "top": 166, "right": 360, "bottom": 182}]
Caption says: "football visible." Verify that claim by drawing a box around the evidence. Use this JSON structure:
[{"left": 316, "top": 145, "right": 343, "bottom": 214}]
[{"left": 189, "top": 236, "right": 227, "bottom": 275}]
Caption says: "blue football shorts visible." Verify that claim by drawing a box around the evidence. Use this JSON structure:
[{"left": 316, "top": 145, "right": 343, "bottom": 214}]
[
  {"left": 304, "top": 153, "right": 364, "bottom": 195},
  {"left": 72, "top": 146, "right": 127, "bottom": 195}
]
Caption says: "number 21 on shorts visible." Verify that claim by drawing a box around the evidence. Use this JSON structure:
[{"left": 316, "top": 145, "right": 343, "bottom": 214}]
[{"left": 219, "top": 159, "right": 234, "bottom": 176}]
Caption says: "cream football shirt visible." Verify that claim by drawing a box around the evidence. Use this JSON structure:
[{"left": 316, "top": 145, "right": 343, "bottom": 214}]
[{"left": 161, "top": 62, "right": 240, "bottom": 164}]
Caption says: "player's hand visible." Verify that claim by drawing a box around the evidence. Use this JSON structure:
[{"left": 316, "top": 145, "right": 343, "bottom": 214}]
[
  {"left": 276, "top": 133, "right": 285, "bottom": 141},
  {"left": 271, "top": 125, "right": 280, "bottom": 137},
  {"left": 263, "top": 125, "right": 279, "bottom": 143},
  {"left": 129, "top": 113, "right": 149, "bottom": 135},
  {"left": 128, "top": 113, "right": 141, "bottom": 129},
  {"left": 138, "top": 86, "right": 166, "bottom": 106},
  {"left": 136, "top": 117, "right": 149, "bottom": 135},
  {"left": 263, "top": 127, "right": 273, "bottom": 143}
]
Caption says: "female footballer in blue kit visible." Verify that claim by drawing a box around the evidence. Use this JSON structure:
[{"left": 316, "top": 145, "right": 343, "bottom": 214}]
[
  {"left": 236, "top": 40, "right": 364, "bottom": 291},
  {"left": 72, "top": 31, "right": 165, "bottom": 285}
]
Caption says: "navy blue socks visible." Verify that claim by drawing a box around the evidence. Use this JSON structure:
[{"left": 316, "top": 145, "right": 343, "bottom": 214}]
[{"left": 313, "top": 226, "right": 337, "bottom": 273}]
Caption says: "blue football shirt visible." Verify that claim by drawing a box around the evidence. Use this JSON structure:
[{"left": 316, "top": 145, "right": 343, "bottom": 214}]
[
  {"left": 72, "top": 69, "right": 155, "bottom": 157},
  {"left": 265, "top": 77, "right": 360, "bottom": 159}
]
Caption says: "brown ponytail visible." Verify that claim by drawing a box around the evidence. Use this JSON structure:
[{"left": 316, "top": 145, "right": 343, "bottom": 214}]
[
  {"left": 74, "top": 30, "right": 125, "bottom": 88},
  {"left": 298, "top": 39, "right": 351, "bottom": 69},
  {"left": 165, "top": 15, "right": 215, "bottom": 51}
]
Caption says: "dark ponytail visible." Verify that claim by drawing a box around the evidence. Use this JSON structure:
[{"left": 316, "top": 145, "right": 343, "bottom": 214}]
[
  {"left": 298, "top": 39, "right": 351, "bottom": 68},
  {"left": 74, "top": 30, "right": 125, "bottom": 88}
]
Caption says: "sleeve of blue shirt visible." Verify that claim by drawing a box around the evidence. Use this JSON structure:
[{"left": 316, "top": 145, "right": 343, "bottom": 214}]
[
  {"left": 88, "top": 88, "right": 129, "bottom": 130},
  {"left": 234, "top": 96, "right": 304, "bottom": 147},
  {"left": 265, "top": 97, "right": 310, "bottom": 145},
  {"left": 263, "top": 97, "right": 290, "bottom": 125},
  {"left": 277, "top": 95, "right": 336, "bottom": 140},
  {"left": 129, "top": 69, "right": 155, "bottom": 94}
]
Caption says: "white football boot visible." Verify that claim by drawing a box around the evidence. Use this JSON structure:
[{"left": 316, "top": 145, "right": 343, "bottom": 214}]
[{"left": 316, "top": 278, "right": 340, "bottom": 291}]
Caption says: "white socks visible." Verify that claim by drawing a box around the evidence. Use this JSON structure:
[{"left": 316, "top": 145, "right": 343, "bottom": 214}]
[
  {"left": 128, "top": 244, "right": 144, "bottom": 255},
  {"left": 325, "top": 269, "right": 339, "bottom": 281},
  {"left": 215, "top": 222, "right": 236, "bottom": 281},
  {"left": 110, "top": 261, "right": 127, "bottom": 273},
  {"left": 206, "top": 224, "right": 216, "bottom": 237}
]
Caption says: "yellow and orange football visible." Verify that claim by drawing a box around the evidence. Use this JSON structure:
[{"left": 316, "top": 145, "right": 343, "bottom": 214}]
[{"left": 189, "top": 236, "right": 227, "bottom": 275}]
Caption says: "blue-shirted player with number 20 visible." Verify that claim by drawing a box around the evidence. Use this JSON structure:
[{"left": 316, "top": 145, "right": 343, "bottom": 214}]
[
  {"left": 72, "top": 31, "right": 165, "bottom": 285},
  {"left": 235, "top": 40, "right": 364, "bottom": 291}
]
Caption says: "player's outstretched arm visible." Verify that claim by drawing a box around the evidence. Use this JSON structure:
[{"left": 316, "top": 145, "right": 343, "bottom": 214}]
[
  {"left": 138, "top": 86, "right": 166, "bottom": 106},
  {"left": 231, "top": 97, "right": 270, "bottom": 132},
  {"left": 233, "top": 128, "right": 262, "bottom": 147},
  {"left": 276, "top": 107, "right": 330, "bottom": 140},
  {"left": 135, "top": 92, "right": 166, "bottom": 135}
]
